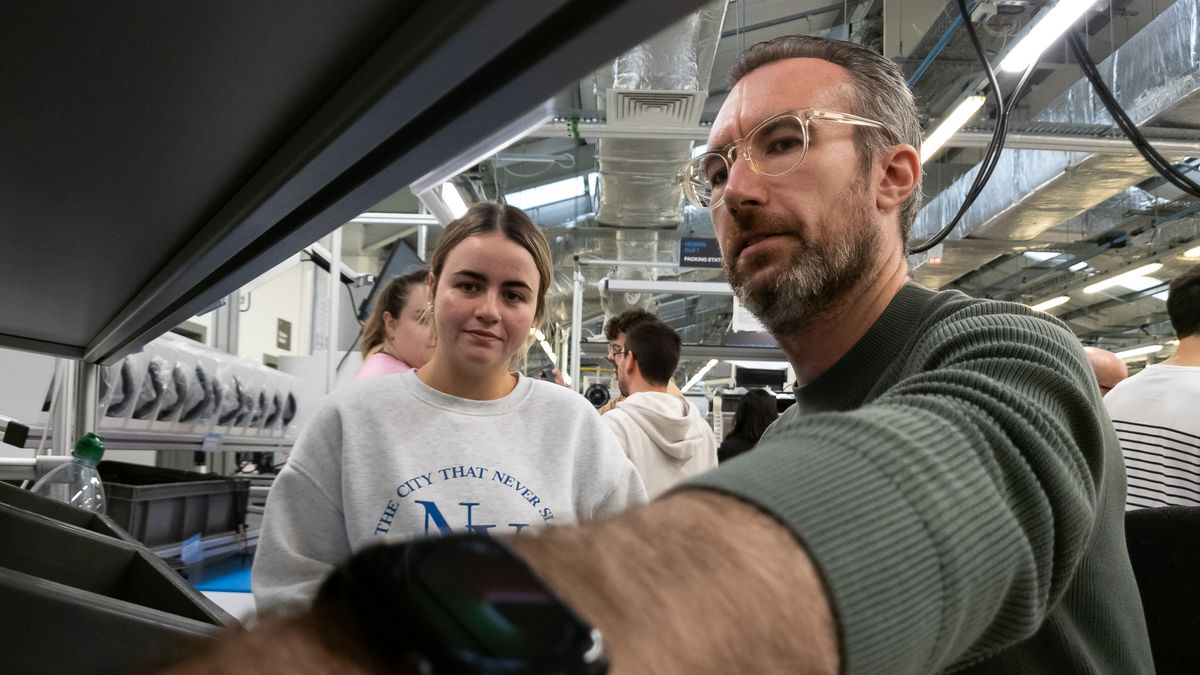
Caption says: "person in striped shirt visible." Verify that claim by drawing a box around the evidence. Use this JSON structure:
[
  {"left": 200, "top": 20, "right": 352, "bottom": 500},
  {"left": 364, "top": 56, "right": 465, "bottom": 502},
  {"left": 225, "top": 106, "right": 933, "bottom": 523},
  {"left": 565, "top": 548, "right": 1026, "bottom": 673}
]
[{"left": 1105, "top": 263, "right": 1200, "bottom": 509}]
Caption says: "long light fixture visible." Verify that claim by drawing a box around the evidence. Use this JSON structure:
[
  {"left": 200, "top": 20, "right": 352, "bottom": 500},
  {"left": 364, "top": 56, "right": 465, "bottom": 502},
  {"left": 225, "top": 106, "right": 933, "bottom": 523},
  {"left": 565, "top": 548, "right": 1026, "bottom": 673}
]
[
  {"left": 531, "top": 328, "right": 557, "bottom": 365},
  {"left": 1115, "top": 344, "right": 1163, "bottom": 360},
  {"left": 539, "top": 339, "right": 557, "bottom": 364},
  {"left": 1185, "top": 245, "right": 1200, "bottom": 258},
  {"left": 440, "top": 183, "right": 468, "bottom": 218},
  {"left": 1000, "top": 0, "right": 1102, "bottom": 73},
  {"left": 682, "top": 359, "right": 720, "bottom": 391},
  {"left": 1031, "top": 296, "right": 1070, "bottom": 311},
  {"left": 921, "top": 95, "right": 986, "bottom": 164},
  {"left": 350, "top": 212, "right": 439, "bottom": 225},
  {"left": 1083, "top": 263, "right": 1164, "bottom": 293}
]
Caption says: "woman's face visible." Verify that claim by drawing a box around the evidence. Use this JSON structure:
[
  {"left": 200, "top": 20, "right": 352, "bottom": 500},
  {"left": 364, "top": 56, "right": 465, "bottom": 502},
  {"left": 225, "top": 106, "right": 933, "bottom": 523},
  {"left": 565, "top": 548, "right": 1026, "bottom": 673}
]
[
  {"left": 430, "top": 232, "right": 540, "bottom": 374},
  {"left": 383, "top": 283, "right": 434, "bottom": 368}
]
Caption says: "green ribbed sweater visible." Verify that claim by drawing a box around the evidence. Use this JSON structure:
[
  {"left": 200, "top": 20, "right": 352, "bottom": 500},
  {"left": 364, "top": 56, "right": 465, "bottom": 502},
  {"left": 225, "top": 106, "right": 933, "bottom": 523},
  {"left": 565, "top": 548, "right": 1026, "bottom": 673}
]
[{"left": 690, "top": 283, "right": 1154, "bottom": 674}]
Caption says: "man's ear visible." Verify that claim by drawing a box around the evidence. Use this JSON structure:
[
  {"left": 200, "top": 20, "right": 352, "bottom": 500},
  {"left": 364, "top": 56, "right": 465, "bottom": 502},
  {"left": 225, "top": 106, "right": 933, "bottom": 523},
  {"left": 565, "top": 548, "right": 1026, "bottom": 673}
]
[
  {"left": 625, "top": 353, "right": 639, "bottom": 379},
  {"left": 874, "top": 144, "right": 920, "bottom": 212}
]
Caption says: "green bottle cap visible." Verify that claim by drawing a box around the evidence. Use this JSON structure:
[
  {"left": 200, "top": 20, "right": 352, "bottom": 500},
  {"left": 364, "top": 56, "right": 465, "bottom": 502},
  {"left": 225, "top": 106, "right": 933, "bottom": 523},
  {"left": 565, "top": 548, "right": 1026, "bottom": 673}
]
[{"left": 72, "top": 432, "right": 105, "bottom": 463}]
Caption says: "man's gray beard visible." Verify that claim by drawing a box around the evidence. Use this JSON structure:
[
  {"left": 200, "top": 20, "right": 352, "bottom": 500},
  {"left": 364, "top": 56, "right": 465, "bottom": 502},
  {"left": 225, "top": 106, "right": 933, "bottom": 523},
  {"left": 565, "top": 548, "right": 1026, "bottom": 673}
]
[{"left": 726, "top": 201, "right": 880, "bottom": 337}]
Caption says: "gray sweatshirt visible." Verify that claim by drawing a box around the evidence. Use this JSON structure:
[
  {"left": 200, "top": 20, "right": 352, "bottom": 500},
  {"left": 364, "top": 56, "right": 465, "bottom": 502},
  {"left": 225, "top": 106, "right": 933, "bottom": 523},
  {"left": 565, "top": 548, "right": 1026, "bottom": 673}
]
[{"left": 252, "top": 371, "right": 647, "bottom": 614}]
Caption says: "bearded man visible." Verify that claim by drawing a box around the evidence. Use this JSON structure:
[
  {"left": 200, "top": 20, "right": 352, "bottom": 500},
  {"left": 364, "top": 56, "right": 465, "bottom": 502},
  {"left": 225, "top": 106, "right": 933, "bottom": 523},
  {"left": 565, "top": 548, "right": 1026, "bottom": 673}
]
[{"left": 163, "top": 36, "right": 1153, "bottom": 675}]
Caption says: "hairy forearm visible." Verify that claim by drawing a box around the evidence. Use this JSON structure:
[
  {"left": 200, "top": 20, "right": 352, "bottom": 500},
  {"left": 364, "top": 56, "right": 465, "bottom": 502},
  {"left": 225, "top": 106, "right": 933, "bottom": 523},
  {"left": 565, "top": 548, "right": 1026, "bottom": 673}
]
[{"left": 514, "top": 490, "right": 840, "bottom": 674}]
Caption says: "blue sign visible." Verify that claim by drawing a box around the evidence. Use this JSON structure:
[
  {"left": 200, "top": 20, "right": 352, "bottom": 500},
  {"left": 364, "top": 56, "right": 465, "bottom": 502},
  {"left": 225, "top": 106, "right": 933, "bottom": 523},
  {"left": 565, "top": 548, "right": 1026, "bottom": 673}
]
[
  {"left": 201, "top": 431, "right": 222, "bottom": 453},
  {"left": 680, "top": 237, "right": 723, "bottom": 268}
]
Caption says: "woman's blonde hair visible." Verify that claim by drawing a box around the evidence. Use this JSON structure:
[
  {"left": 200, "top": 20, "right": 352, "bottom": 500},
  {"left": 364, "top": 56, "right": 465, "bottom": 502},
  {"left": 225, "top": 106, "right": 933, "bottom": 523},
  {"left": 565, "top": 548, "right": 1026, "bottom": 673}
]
[
  {"left": 360, "top": 268, "right": 430, "bottom": 357},
  {"left": 428, "top": 203, "right": 552, "bottom": 328}
]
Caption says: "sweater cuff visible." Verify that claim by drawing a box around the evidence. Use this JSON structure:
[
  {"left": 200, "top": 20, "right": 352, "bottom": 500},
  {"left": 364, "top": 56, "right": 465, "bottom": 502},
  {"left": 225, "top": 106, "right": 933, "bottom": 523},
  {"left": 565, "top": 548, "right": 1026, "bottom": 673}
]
[{"left": 685, "top": 443, "right": 944, "bottom": 674}]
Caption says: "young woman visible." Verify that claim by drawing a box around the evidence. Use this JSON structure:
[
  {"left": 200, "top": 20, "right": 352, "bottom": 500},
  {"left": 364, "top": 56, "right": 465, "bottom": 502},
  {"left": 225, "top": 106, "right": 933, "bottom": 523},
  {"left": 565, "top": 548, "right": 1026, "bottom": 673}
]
[
  {"left": 253, "top": 203, "right": 647, "bottom": 614},
  {"left": 717, "top": 388, "right": 779, "bottom": 463},
  {"left": 355, "top": 268, "right": 434, "bottom": 380}
]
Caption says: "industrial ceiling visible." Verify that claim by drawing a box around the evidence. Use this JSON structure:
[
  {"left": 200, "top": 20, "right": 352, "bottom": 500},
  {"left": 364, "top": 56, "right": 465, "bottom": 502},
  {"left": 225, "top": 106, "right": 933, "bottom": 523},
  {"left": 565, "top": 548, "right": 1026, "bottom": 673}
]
[
  {"left": 3, "top": 0, "right": 1197, "bottom": 373},
  {"left": 347, "top": 0, "right": 1200, "bottom": 373}
]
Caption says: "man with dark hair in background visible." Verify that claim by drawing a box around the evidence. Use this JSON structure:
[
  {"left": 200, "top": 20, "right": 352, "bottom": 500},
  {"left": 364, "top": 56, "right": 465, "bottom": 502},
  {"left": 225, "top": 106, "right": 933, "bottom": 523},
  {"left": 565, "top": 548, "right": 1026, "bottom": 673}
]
[
  {"left": 163, "top": 35, "right": 1153, "bottom": 675},
  {"left": 598, "top": 308, "right": 685, "bottom": 413},
  {"left": 1105, "top": 263, "right": 1200, "bottom": 509},
  {"left": 603, "top": 321, "right": 717, "bottom": 497}
]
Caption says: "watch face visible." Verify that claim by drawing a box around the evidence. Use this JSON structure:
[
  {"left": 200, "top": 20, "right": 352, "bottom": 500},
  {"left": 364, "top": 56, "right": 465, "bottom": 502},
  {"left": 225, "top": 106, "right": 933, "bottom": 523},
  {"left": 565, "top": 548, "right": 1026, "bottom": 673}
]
[{"left": 409, "top": 536, "right": 604, "bottom": 671}]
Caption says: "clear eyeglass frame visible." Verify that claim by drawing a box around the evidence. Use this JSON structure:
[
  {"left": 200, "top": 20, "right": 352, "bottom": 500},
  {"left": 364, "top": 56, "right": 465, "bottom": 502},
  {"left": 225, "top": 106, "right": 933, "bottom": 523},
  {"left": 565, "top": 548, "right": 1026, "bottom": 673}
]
[
  {"left": 605, "top": 343, "right": 627, "bottom": 364},
  {"left": 675, "top": 108, "right": 893, "bottom": 209}
]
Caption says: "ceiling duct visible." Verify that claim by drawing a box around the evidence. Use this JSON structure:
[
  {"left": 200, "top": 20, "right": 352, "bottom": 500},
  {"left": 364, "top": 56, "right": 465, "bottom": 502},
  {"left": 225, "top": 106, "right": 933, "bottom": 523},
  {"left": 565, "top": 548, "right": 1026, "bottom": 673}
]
[
  {"left": 910, "top": 0, "right": 1200, "bottom": 288},
  {"left": 594, "top": 2, "right": 725, "bottom": 229},
  {"left": 569, "top": 2, "right": 726, "bottom": 328}
]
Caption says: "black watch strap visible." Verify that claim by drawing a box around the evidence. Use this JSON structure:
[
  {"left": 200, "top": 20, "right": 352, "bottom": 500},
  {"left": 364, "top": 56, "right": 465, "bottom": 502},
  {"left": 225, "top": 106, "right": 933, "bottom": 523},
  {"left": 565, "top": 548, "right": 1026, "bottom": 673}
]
[{"left": 316, "top": 534, "right": 607, "bottom": 675}]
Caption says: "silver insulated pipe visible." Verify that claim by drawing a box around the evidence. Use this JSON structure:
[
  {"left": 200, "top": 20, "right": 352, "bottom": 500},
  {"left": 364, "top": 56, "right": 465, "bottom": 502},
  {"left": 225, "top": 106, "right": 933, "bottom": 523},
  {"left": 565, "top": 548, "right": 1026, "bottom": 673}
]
[{"left": 594, "top": 3, "right": 725, "bottom": 229}]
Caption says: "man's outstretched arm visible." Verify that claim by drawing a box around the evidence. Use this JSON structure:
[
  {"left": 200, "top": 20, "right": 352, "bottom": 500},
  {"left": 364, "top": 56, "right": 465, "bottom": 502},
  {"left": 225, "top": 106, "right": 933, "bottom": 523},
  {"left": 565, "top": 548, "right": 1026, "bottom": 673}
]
[{"left": 159, "top": 491, "right": 839, "bottom": 674}]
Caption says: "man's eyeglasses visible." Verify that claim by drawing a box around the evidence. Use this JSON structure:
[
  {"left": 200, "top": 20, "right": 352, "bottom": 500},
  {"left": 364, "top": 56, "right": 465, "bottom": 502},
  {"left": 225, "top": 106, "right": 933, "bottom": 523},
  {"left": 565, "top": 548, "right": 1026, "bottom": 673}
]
[
  {"left": 606, "top": 344, "right": 627, "bottom": 363},
  {"left": 675, "top": 108, "right": 893, "bottom": 209}
]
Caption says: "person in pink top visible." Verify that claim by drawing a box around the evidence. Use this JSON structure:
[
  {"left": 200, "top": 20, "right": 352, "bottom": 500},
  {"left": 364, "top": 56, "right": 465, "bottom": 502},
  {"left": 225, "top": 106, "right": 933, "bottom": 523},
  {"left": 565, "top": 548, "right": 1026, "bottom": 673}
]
[{"left": 355, "top": 268, "right": 434, "bottom": 380}]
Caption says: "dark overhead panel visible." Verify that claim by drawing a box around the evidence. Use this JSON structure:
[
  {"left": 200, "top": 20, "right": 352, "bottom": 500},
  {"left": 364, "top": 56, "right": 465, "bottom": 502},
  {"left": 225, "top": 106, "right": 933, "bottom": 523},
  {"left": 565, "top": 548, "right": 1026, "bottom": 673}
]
[{"left": 0, "top": 0, "right": 708, "bottom": 364}]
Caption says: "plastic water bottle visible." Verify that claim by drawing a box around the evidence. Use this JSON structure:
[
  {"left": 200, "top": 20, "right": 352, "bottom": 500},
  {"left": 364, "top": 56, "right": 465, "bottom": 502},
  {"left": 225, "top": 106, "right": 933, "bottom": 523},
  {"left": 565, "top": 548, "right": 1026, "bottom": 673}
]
[{"left": 31, "top": 432, "right": 107, "bottom": 513}]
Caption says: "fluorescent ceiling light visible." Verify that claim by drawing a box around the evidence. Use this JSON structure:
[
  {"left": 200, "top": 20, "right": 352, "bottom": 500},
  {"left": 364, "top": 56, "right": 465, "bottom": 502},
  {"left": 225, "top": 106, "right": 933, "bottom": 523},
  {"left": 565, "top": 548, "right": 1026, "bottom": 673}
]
[
  {"left": 1083, "top": 263, "right": 1164, "bottom": 294},
  {"left": 416, "top": 184, "right": 467, "bottom": 225},
  {"left": 691, "top": 143, "right": 708, "bottom": 158},
  {"left": 1185, "top": 245, "right": 1200, "bottom": 258},
  {"left": 1023, "top": 251, "right": 1063, "bottom": 262},
  {"left": 1115, "top": 344, "right": 1163, "bottom": 360},
  {"left": 1068, "top": 261, "right": 1089, "bottom": 272},
  {"left": 921, "top": 95, "right": 986, "bottom": 164},
  {"left": 350, "top": 212, "right": 439, "bottom": 225},
  {"left": 506, "top": 172, "right": 597, "bottom": 210},
  {"left": 1001, "top": 0, "right": 1101, "bottom": 73},
  {"left": 440, "top": 183, "right": 468, "bottom": 218},
  {"left": 1153, "top": 291, "right": 1170, "bottom": 302},
  {"left": 1117, "top": 276, "right": 1162, "bottom": 292},
  {"left": 539, "top": 339, "right": 557, "bottom": 364},
  {"left": 1031, "top": 296, "right": 1070, "bottom": 311},
  {"left": 682, "top": 359, "right": 720, "bottom": 391},
  {"left": 726, "top": 360, "right": 791, "bottom": 370}
]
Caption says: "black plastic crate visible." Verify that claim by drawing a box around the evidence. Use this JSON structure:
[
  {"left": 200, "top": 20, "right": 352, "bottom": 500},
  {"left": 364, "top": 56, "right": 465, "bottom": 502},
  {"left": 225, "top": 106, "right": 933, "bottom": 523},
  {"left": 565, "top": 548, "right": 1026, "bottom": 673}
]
[
  {"left": 0, "top": 502, "right": 232, "bottom": 672},
  {"left": 0, "top": 479, "right": 138, "bottom": 545},
  {"left": 98, "top": 461, "right": 250, "bottom": 548}
]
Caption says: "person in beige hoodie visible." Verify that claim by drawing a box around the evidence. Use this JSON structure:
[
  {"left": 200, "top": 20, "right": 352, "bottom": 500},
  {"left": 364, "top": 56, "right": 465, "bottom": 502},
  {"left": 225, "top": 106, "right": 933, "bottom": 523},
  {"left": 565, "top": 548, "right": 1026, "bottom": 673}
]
[{"left": 603, "top": 320, "right": 718, "bottom": 497}]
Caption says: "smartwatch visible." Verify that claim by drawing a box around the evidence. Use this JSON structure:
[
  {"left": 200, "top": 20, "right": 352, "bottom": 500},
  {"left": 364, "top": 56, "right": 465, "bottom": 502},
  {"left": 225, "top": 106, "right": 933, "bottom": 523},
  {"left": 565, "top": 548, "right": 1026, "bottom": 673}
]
[{"left": 315, "top": 534, "right": 608, "bottom": 674}]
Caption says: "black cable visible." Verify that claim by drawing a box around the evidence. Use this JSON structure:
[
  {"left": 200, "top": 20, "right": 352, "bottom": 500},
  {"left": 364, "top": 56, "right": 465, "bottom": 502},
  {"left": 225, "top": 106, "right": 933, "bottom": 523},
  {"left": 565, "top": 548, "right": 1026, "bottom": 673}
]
[
  {"left": 910, "top": 0, "right": 1008, "bottom": 254},
  {"left": 1070, "top": 40, "right": 1197, "bottom": 196},
  {"left": 337, "top": 331, "right": 363, "bottom": 372},
  {"left": 331, "top": 281, "right": 365, "bottom": 373},
  {"left": 1067, "top": 29, "right": 1200, "bottom": 199},
  {"left": 948, "top": 58, "right": 1039, "bottom": 237},
  {"left": 344, "top": 281, "right": 364, "bottom": 326}
]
